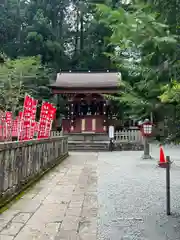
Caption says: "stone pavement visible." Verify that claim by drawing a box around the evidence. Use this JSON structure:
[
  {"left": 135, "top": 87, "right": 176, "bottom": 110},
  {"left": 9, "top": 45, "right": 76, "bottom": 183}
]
[
  {"left": 1, "top": 148, "right": 180, "bottom": 239},
  {"left": 0, "top": 153, "right": 98, "bottom": 240}
]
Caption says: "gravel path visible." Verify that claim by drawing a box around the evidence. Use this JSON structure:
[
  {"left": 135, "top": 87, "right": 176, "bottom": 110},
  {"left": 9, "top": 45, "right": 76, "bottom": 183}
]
[{"left": 97, "top": 149, "right": 180, "bottom": 240}]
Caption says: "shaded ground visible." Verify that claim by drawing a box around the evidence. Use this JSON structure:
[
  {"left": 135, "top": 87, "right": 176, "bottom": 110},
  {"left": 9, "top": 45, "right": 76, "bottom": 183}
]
[{"left": 1, "top": 145, "right": 180, "bottom": 239}]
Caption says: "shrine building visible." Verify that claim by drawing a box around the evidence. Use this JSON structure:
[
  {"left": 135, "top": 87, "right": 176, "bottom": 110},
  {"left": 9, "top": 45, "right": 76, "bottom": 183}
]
[{"left": 50, "top": 71, "right": 120, "bottom": 134}]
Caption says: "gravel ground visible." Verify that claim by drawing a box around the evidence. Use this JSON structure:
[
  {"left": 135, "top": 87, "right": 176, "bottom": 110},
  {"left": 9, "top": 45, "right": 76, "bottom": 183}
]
[{"left": 97, "top": 146, "right": 180, "bottom": 240}]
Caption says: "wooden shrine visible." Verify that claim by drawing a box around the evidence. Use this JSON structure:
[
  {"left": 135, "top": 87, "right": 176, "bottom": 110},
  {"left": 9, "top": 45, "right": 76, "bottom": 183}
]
[{"left": 50, "top": 72, "right": 120, "bottom": 134}]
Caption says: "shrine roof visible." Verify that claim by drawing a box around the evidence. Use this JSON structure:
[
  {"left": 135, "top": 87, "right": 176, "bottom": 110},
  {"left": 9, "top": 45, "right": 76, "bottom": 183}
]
[{"left": 50, "top": 72, "right": 121, "bottom": 89}]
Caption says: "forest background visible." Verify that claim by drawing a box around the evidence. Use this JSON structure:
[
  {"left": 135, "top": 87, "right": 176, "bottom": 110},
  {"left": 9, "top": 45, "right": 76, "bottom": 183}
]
[{"left": 0, "top": 0, "right": 180, "bottom": 140}]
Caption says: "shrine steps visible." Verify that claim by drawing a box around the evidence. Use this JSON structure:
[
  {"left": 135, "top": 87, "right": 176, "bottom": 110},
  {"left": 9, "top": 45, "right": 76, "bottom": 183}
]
[
  {"left": 68, "top": 141, "right": 109, "bottom": 151},
  {"left": 68, "top": 141, "right": 144, "bottom": 151}
]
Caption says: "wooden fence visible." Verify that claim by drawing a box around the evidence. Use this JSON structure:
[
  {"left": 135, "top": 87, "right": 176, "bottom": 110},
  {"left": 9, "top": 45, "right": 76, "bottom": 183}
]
[
  {"left": 114, "top": 129, "right": 142, "bottom": 143},
  {"left": 51, "top": 129, "right": 142, "bottom": 143}
]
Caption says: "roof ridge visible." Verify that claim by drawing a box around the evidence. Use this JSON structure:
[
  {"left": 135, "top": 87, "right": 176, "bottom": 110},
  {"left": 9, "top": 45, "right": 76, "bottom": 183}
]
[{"left": 50, "top": 72, "right": 120, "bottom": 89}]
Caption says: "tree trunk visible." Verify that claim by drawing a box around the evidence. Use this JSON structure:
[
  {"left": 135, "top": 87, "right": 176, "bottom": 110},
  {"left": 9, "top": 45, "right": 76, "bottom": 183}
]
[
  {"left": 80, "top": 10, "right": 83, "bottom": 52},
  {"left": 74, "top": 6, "right": 79, "bottom": 57},
  {"left": 80, "top": 1, "right": 84, "bottom": 54},
  {"left": 16, "top": 0, "right": 21, "bottom": 47},
  {"left": 58, "top": 8, "right": 64, "bottom": 40}
]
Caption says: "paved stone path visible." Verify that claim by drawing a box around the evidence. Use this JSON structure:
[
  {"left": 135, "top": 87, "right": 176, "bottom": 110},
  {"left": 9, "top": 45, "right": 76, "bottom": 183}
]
[
  {"left": 1, "top": 147, "right": 180, "bottom": 239},
  {"left": 0, "top": 153, "right": 98, "bottom": 239}
]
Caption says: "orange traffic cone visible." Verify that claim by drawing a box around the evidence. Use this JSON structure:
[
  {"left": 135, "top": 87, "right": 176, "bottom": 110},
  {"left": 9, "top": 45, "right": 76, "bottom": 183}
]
[{"left": 158, "top": 145, "right": 167, "bottom": 168}]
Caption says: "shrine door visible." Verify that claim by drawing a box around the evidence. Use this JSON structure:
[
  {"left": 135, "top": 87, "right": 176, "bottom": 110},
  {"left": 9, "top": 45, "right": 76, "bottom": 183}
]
[{"left": 81, "top": 116, "right": 104, "bottom": 133}]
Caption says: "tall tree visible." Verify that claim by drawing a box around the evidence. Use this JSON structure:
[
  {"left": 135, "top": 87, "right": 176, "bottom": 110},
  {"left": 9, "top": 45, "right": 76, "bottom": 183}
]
[
  {"left": 0, "top": 0, "right": 116, "bottom": 71},
  {"left": 97, "top": 1, "right": 177, "bottom": 120}
]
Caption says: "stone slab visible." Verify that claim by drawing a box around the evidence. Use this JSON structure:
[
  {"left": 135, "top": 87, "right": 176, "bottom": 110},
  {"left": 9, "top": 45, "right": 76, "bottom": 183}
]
[
  {"left": 12, "top": 213, "right": 32, "bottom": 224},
  {"left": 0, "top": 153, "right": 98, "bottom": 239},
  {"left": 0, "top": 222, "right": 24, "bottom": 236},
  {"left": 0, "top": 236, "right": 14, "bottom": 240},
  {"left": 14, "top": 222, "right": 60, "bottom": 240}
]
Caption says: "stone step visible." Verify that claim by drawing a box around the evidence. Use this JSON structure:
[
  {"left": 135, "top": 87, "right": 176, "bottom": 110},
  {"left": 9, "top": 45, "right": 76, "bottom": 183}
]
[
  {"left": 68, "top": 142, "right": 109, "bottom": 151},
  {"left": 68, "top": 145, "right": 108, "bottom": 149},
  {"left": 68, "top": 141, "right": 144, "bottom": 151},
  {"left": 68, "top": 141, "right": 108, "bottom": 144},
  {"left": 69, "top": 144, "right": 108, "bottom": 147},
  {"left": 69, "top": 149, "right": 108, "bottom": 152},
  {"left": 69, "top": 147, "right": 108, "bottom": 150}
]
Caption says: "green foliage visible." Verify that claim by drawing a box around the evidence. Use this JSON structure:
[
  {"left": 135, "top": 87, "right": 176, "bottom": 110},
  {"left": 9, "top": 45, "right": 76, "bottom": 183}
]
[
  {"left": 97, "top": 1, "right": 179, "bottom": 121},
  {"left": 0, "top": 0, "right": 114, "bottom": 71},
  {"left": 95, "top": 0, "right": 180, "bottom": 141},
  {"left": 159, "top": 80, "right": 180, "bottom": 103},
  {"left": 0, "top": 56, "right": 54, "bottom": 113}
]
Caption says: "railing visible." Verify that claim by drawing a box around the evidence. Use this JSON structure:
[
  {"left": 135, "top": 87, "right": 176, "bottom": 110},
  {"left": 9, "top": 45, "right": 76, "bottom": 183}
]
[
  {"left": 0, "top": 136, "right": 68, "bottom": 208},
  {"left": 114, "top": 129, "right": 142, "bottom": 143},
  {"left": 50, "top": 128, "right": 142, "bottom": 143}
]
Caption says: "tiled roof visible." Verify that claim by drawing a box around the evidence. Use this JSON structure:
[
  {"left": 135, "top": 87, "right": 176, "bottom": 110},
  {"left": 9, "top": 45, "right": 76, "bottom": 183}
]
[{"left": 50, "top": 72, "right": 121, "bottom": 88}]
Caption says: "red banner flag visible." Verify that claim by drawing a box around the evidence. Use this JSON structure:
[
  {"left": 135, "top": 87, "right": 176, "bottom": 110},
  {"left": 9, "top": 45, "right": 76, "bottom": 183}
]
[
  {"left": 0, "top": 111, "right": 5, "bottom": 140},
  {"left": 12, "top": 117, "right": 18, "bottom": 137},
  {"left": 17, "top": 112, "right": 23, "bottom": 139},
  {"left": 44, "top": 104, "right": 56, "bottom": 138},
  {"left": 30, "top": 99, "right": 38, "bottom": 139},
  {"left": 5, "top": 111, "right": 13, "bottom": 140},
  {"left": 37, "top": 102, "right": 50, "bottom": 139},
  {"left": 19, "top": 95, "right": 33, "bottom": 141},
  {"left": 31, "top": 99, "right": 38, "bottom": 121}
]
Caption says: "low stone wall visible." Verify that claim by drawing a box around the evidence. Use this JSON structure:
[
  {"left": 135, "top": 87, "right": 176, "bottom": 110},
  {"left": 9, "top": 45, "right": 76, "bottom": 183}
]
[{"left": 0, "top": 136, "right": 68, "bottom": 208}]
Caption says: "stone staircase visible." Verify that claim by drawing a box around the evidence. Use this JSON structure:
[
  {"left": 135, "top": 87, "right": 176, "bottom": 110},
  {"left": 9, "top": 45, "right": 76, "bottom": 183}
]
[
  {"left": 68, "top": 141, "right": 109, "bottom": 151},
  {"left": 68, "top": 140, "right": 144, "bottom": 151}
]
